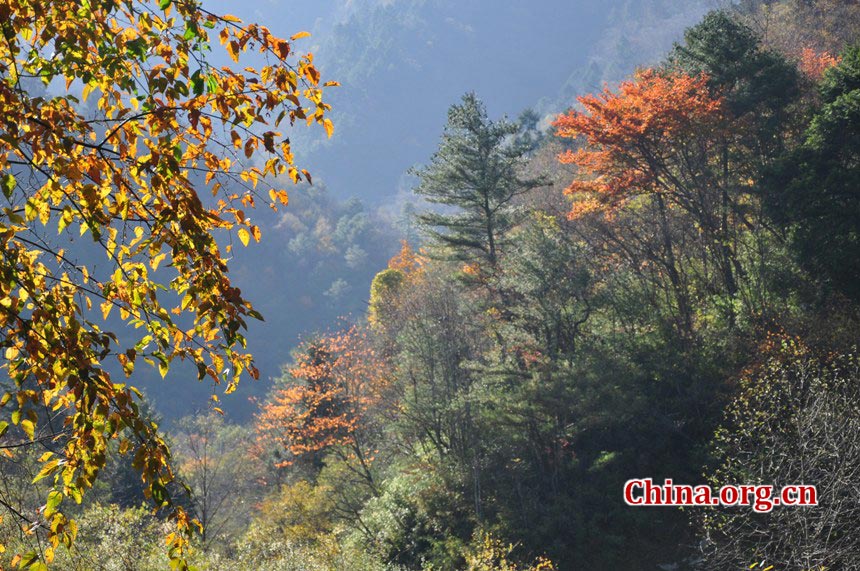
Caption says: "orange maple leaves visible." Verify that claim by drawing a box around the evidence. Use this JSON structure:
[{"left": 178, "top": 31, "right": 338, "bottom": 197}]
[{"left": 553, "top": 70, "right": 726, "bottom": 218}]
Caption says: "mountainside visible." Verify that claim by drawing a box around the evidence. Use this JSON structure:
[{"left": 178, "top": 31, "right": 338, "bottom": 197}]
[
  {"left": 145, "top": 0, "right": 720, "bottom": 422},
  {"left": 7, "top": 1, "right": 860, "bottom": 569},
  {"left": 303, "top": 0, "right": 719, "bottom": 203}
]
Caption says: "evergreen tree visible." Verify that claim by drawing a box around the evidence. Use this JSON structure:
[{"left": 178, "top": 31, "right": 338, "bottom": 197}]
[
  {"left": 765, "top": 45, "right": 860, "bottom": 301},
  {"left": 669, "top": 10, "right": 800, "bottom": 159},
  {"left": 412, "top": 93, "right": 545, "bottom": 268}
]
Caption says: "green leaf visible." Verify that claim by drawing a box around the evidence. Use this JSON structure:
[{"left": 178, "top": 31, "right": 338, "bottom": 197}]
[
  {"left": 154, "top": 352, "right": 169, "bottom": 379},
  {"left": 174, "top": 80, "right": 189, "bottom": 97},
  {"left": 19, "top": 551, "right": 39, "bottom": 569},
  {"left": 158, "top": 0, "right": 171, "bottom": 9},
  {"left": 183, "top": 22, "right": 199, "bottom": 41},
  {"left": 151, "top": 480, "right": 169, "bottom": 505},
  {"left": 44, "top": 490, "right": 63, "bottom": 517},
  {"left": 126, "top": 38, "right": 147, "bottom": 60},
  {"left": 190, "top": 71, "right": 204, "bottom": 96},
  {"left": 1, "top": 173, "right": 15, "bottom": 198}
]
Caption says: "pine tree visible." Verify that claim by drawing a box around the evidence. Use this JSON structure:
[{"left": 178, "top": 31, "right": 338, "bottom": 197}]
[{"left": 413, "top": 93, "right": 544, "bottom": 268}]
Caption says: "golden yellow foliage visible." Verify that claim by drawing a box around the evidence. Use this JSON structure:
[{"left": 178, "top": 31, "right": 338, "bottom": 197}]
[{"left": 0, "top": 0, "right": 334, "bottom": 566}]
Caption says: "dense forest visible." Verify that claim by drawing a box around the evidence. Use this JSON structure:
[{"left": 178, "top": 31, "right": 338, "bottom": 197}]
[
  {"left": 1, "top": 0, "right": 860, "bottom": 570},
  {"left": 129, "top": 0, "right": 721, "bottom": 422}
]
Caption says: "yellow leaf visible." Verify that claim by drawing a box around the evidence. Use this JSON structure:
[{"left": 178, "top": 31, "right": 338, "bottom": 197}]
[
  {"left": 323, "top": 118, "right": 334, "bottom": 138},
  {"left": 237, "top": 228, "right": 250, "bottom": 247},
  {"left": 227, "top": 40, "right": 239, "bottom": 63},
  {"left": 150, "top": 252, "right": 167, "bottom": 271},
  {"left": 57, "top": 209, "right": 71, "bottom": 234},
  {"left": 290, "top": 31, "right": 311, "bottom": 40},
  {"left": 38, "top": 200, "right": 50, "bottom": 225},
  {"left": 101, "top": 301, "right": 113, "bottom": 320},
  {"left": 21, "top": 419, "right": 35, "bottom": 440}
]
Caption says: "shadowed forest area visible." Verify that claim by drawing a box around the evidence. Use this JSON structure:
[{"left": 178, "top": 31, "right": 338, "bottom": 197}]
[{"left": 1, "top": 0, "right": 860, "bottom": 570}]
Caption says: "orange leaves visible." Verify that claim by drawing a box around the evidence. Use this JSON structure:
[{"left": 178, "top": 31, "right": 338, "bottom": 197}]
[
  {"left": 226, "top": 40, "right": 241, "bottom": 63},
  {"left": 268, "top": 188, "right": 289, "bottom": 207},
  {"left": 388, "top": 240, "right": 426, "bottom": 276},
  {"left": 798, "top": 47, "right": 840, "bottom": 80},
  {"left": 566, "top": 195, "right": 604, "bottom": 220},
  {"left": 553, "top": 70, "right": 726, "bottom": 218},
  {"left": 255, "top": 327, "right": 390, "bottom": 464},
  {"left": 300, "top": 60, "right": 321, "bottom": 85},
  {"left": 556, "top": 70, "right": 722, "bottom": 143},
  {"left": 244, "top": 137, "right": 257, "bottom": 158}
]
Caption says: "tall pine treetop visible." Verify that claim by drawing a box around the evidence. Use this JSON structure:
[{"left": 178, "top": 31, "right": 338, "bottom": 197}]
[{"left": 413, "top": 93, "right": 545, "bottom": 268}]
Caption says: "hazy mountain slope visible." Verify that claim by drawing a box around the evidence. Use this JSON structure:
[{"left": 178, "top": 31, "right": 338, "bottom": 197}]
[
  {"left": 301, "top": 0, "right": 718, "bottom": 203},
  {"left": 544, "top": 0, "right": 723, "bottom": 113},
  {"left": 142, "top": 0, "right": 720, "bottom": 422}
]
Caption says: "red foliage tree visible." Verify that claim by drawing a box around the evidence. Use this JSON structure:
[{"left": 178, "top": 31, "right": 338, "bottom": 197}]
[
  {"left": 798, "top": 47, "right": 840, "bottom": 80},
  {"left": 255, "top": 327, "right": 389, "bottom": 467},
  {"left": 553, "top": 69, "right": 726, "bottom": 219},
  {"left": 553, "top": 70, "right": 764, "bottom": 334}
]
